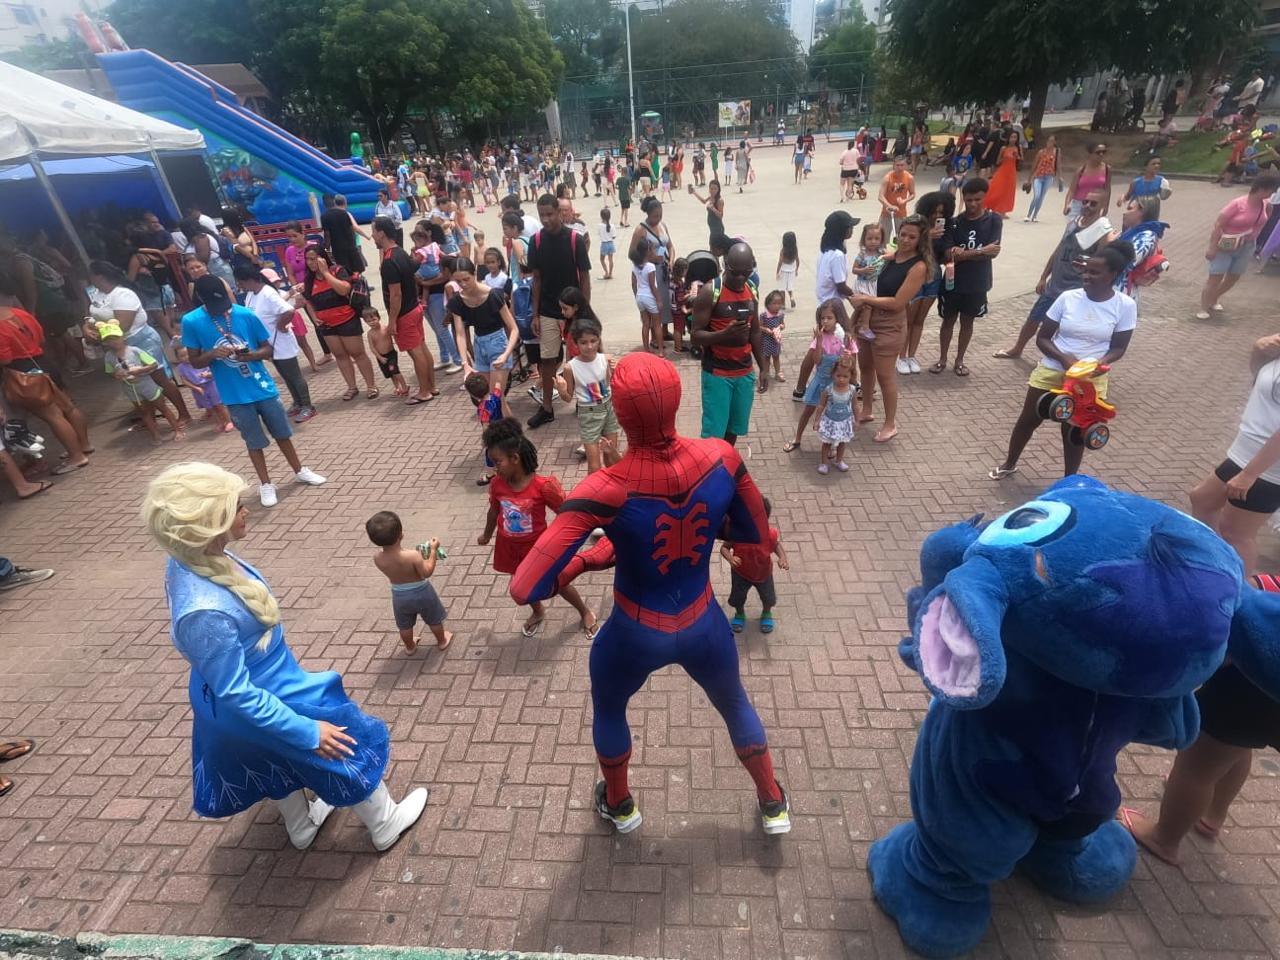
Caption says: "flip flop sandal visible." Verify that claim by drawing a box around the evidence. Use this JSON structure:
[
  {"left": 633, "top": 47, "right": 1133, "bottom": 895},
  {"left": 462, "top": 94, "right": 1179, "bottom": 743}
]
[
  {"left": 367, "top": 388, "right": 380, "bottom": 399},
  {"left": 476, "top": 474, "right": 494, "bottom": 486},
  {"left": 760, "top": 614, "right": 775, "bottom": 634},
  {"left": 954, "top": 364, "right": 971, "bottom": 377},
  {"left": 583, "top": 618, "right": 600, "bottom": 640},
  {"left": 341, "top": 388, "right": 358, "bottom": 401},
  {"left": 436, "top": 632, "right": 454, "bottom": 652},
  {"left": 1118, "top": 806, "right": 1180, "bottom": 866},
  {"left": 730, "top": 612, "right": 746, "bottom": 633},
  {"left": 929, "top": 361, "right": 946, "bottom": 374},
  {"left": 51, "top": 460, "right": 88, "bottom": 476},
  {"left": 782, "top": 441, "right": 800, "bottom": 453},
  {"left": 0, "top": 776, "right": 13, "bottom": 798},
  {"left": 987, "top": 466, "right": 1018, "bottom": 480},
  {"left": 992, "top": 350, "right": 1021, "bottom": 359},
  {"left": 520, "top": 618, "right": 545, "bottom": 638},
  {"left": 0, "top": 739, "right": 35, "bottom": 763},
  {"left": 17, "top": 480, "right": 53, "bottom": 500},
  {"left": 404, "top": 396, "right": 434, "bottom": 406}
]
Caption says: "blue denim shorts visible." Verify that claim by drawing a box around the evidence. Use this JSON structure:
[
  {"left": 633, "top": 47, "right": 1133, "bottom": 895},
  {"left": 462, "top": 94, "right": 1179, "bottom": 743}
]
[
  {"left": 1027, "top": 292, "right": 1056, "bottom": 324},
  {"left": 228, "top": 397, "right": 292, "bottom": 450},
  {"left": 473, "top": 328, "right": 512, "bottom": 370},
  {"left": 1209, "top": 240, "right": 1255, "bottom": 276}
]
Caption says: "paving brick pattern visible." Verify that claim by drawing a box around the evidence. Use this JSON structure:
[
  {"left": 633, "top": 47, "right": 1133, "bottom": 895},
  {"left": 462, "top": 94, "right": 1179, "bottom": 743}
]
[{"left": 3, "top": 179, "right": 1280, "bottom": 959}]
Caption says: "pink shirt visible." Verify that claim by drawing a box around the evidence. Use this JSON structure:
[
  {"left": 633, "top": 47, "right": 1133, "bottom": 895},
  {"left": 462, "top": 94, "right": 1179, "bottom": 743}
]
[
  {"left": 284, "top": 243, "right": 308, "bottom": 284},
  {"left": 840, "top": 148, "right": 859, "bottom": 171},
  {"left": 1218, "top": 195, "right": 1269, "bottom": 238}
]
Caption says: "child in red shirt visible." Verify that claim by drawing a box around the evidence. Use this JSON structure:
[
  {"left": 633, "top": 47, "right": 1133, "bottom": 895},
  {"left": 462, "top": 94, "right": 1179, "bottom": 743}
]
[
  {"left": 477, "top": 418, "right": 599, "bottom": 638},
  {"left": 720, "top": 497, "right": 788, "bottom": 634}
]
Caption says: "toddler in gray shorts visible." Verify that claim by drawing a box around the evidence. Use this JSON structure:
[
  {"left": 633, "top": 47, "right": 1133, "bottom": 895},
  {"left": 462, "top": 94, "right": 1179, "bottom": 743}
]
[{"left": 367, "top": 510, "right": 453, "bottom": 654}]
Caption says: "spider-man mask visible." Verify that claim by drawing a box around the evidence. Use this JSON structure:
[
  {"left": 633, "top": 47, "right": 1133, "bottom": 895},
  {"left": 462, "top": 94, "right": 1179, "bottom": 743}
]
[{"left": 612, "top": 352, "right": 680, "bottom": 448}]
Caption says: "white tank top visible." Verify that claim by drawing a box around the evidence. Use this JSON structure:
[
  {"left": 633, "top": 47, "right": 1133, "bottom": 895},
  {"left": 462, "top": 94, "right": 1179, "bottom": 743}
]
[{"left": 568, "top": 354, "right": 610, "bottom": 406}]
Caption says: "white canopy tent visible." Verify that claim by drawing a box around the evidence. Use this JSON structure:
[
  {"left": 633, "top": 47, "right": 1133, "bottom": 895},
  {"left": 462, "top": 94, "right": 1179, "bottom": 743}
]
[{"left": 0, "top": 60, "right": 205, "bottom": 263}]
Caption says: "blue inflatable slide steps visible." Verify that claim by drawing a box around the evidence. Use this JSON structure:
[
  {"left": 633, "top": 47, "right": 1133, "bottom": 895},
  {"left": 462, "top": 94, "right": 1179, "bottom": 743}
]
[{"left": 98, "top": 49, "right": 405, "bottom": 223}]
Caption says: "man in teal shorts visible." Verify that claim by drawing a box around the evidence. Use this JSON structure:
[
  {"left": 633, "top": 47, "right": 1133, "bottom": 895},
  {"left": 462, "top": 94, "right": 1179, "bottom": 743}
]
[{"left": 690, "top": 242, "right": 767, "bottom": 445}]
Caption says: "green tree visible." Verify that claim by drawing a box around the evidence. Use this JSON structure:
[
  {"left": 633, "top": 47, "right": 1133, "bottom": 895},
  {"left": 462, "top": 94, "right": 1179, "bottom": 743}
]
[
  {"left": 626, "top": 0, "right": 803, "bottom": 130},
  {"left": 809, "top": 11, "right": 878, "bottom": 94},
  {"left": 105, "top": 0, "right": 561, "bottom": 151},
  {"left": 883, "top": 0, "right": 1260, "bottom": 132},
  {"left": 544, "top": 0, "right": 621, "bottom": 80},
  {"left": 0, "top": 37, "right": 88, "bottom": 70}
]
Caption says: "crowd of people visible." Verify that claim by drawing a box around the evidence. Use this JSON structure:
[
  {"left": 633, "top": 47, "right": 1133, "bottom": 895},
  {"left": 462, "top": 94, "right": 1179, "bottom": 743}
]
[{"left": 4, "top": 109, "right": 1280, "bottom": 885}]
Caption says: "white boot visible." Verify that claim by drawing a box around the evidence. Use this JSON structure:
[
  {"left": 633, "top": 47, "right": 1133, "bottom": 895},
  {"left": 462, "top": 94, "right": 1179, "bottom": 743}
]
[
  {"left": 275, "top": 789, "right": 334, "bottom": 850},
  {"left": 351, "top": 781, "right": 428, "bottom": 852}
]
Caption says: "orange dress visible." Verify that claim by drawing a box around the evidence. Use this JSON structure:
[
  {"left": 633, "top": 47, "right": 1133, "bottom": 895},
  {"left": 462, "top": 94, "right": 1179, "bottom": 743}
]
[{"left": 983, "top": 146, "right": 1020, "bottom": 215}]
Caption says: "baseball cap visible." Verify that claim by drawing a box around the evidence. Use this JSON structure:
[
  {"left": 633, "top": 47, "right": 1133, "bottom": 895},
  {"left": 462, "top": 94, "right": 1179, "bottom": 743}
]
[{"left": 194, "top": 276, "right": 233, "bottom": 314}]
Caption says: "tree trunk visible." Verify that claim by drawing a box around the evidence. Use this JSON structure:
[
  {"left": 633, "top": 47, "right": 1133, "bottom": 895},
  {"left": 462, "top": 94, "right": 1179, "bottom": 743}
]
[{"left": 1027, "top": 78, "right": 1050, "bottom": 138}]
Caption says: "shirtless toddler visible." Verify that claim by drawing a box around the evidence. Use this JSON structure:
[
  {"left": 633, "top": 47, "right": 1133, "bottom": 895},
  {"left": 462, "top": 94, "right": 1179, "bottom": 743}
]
[{"left": 366, "top": 510, "right": 453, "bottom": 654}]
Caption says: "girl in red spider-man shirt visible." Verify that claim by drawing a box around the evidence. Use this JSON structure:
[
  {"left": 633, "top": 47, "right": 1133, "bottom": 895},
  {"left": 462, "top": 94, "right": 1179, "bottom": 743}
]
[{"left": 477, "top": 418, "right": 599, "bottom": 640}]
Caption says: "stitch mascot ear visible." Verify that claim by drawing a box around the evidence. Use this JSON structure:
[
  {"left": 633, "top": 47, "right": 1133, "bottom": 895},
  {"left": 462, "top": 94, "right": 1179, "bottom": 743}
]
[
  {"left": 1228, "top": 586, "right": 1280, "bottom": 701},
  {"left": 912, "top": 556, "right": 1010, "bottom": 708},
  {"left": 901, "top": 516, "right": 984, "bottom": 673}
]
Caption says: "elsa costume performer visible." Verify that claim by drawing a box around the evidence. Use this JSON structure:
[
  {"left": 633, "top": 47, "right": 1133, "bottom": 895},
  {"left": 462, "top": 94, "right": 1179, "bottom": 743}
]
[{"left": 143, "top": 461, "right": 427, "bottom": 851}]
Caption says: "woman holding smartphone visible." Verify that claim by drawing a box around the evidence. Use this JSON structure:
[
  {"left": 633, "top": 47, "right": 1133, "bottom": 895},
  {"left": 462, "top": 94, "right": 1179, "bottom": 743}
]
[{"left": 898, "top": 192, "right": 954, "bottom": 376}]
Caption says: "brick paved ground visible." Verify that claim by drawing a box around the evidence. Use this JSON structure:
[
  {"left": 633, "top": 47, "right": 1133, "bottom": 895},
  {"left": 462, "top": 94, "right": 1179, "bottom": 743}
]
[{"left": 2, "top": 161, "right": 1280, "bottom": 959}]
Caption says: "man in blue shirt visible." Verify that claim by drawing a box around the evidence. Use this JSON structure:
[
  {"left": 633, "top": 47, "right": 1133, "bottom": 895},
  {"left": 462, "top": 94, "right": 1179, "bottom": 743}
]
[{"left": 182, "top": 276, "right": 327, "bottom": 507}]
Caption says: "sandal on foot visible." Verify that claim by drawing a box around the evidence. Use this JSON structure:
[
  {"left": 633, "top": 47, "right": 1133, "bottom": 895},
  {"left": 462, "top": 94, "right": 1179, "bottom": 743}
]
[
  {"left": 52, "top": 460, "right": 89, "bottom": 476},
  {"left": 0, "top": 776, "right": 13, "bottom": 798},
  {"left": 436, "top": 631, "right": 454, "bottom": 652},
  {"left": 17, "top": 480, "right": 53, "bottom": 500},
  {"left": 1118, "top": 806, "right": 1180, "bottom": 866},
  {"left": 873, "top": 427, "right": 898, "bottom": 443},
  {"left": 341, "top": 388, "right": 358, "bottom": 401},
  {"left": 954, "top": 364, "right": 971, "bottom": 377},
  {"left": 1194, "top": 817, "right": 1222, "bottom": 840},
  {"left": 520, "top": 617, "right": 544, "bottom": 638},
  {"left": 782, "top": 441, "right": 800, "bottom": 453},
  {"left": 992, "top": 349, "right": 1021, "bottom": 360},
  {"left": 367, "top": 388, "right": 380, "bottom": 399},
  {"left": 987, "top": 466, "right": 1018, "bottom": 480},
  {"left": 759, "top": 613, "right": 775, "bottom": 634},
  {"left": 582, "top": 616, "right": 599, "bottom": 640},
  {"left": 928, "top": 361, "right": 946, "bottom": 374},
  {"left": 730, "top": 611, "right": 746, "bottom": 633},
  {"left": 0, "top": 739, "right": 35, "bottom": 763}
]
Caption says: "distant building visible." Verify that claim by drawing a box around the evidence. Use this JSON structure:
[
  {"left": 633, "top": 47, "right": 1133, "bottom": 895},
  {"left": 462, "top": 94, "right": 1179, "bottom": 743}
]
[{"left": 0, "top": 0, "right": 106, "bottom": 53}]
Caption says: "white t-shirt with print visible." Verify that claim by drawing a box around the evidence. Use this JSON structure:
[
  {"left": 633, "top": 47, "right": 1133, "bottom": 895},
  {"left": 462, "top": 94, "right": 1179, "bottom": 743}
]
[
  {"left": 244, "top": 285, "right": 300, "bottom": 361},
  {"left": 1042, "top": 288, "right": 1137, "bottom": 372}
]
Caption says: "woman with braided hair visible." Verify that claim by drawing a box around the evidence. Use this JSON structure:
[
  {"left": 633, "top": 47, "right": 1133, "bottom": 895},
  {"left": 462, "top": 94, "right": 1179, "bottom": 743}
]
[{"left": 143, "top": 462, "right": 427, "bottom": 851}]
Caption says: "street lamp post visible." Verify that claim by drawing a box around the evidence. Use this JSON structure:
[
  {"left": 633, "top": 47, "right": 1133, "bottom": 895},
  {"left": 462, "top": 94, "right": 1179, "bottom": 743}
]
[{"left": 625, "top": 2, "right": 637, "bottom": 149}]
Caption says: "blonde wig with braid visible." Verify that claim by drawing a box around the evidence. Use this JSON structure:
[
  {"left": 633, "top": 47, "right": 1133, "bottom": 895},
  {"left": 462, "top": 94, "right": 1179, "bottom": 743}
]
[{"left": 143, "top": 462, "right": 281, "bottom": 650}]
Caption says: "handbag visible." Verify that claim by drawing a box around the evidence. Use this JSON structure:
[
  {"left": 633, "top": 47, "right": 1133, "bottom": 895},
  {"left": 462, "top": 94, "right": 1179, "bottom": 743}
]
[
  {"left": 2, "top": 365, "right": 57, "bottom": 411},
  {"left": 1219, "top": 206, "right": 1265, "bottom": 251}
]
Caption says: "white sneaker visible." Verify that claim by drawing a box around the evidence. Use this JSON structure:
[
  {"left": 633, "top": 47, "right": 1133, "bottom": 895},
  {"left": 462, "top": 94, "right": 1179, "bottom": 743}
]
[
  {"left": 444, "top": 363, "right": 464, "bottom": 374},
  {"left": 908, "top": 357, "right": 921, "bottom": 374},
  {"left": 1194, "top": 310, "right": 1211, "bottom": 320},
  {"left": 433, "top": 361, "right": 448, "bottom": 371},
  {"left": 1212, "top": 303, "right": 1225, "bottom": 313},
  {"left": 259, "top": 483, "right": 278, "bottom": 507},
  {"left": 895, "top": 357, "right": 911, "bottom": 375},
  {"left": 294, "top": 467, "right": 327, "bottom": 486}
]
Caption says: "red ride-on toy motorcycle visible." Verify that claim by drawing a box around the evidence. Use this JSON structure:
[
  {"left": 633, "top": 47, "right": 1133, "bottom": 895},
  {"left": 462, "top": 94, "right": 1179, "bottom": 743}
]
[{"left": 1037, "top": 359, "right": 1116, "bottom": 450}]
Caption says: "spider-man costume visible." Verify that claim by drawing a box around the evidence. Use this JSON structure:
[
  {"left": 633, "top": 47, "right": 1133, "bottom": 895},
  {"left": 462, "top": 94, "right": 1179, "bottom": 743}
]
[{"left": 511, "top": 352, "right": 789, "bottom": 834}]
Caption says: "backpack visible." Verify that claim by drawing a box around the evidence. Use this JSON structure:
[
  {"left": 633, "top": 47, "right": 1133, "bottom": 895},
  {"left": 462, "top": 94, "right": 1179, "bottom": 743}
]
[
  {"left": 530, "top": 228, "right": 579, "bottom": 261},
  {"left": 346, "top": 272, "right": 371, "bottom": 316},
  {"left": 1127, "top": 244, "right": 1169, "bottom": 290},
  {"left": 709, "top": 276, "right": 759, "bottom": 307}
]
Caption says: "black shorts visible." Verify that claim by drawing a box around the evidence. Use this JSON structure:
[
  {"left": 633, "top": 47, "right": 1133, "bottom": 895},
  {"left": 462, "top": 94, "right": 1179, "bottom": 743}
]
[
  {"left": 938, "top": 290, "right": 989, "bottom": 319},
  {"left": 1196, "top": 663, "right": 1280, "bottom": 750},
  {"left": 377, "top": 349, "right": 401, "bottom": 379},
  {"left": 841, "top": 170, "right": 858, "bottom": 179},
  {"left": 322, "top": 315, "right": 364, "bottom": 338},
  {"left": 1215, "top": 459, "right": 1280, "bottom": 513}
]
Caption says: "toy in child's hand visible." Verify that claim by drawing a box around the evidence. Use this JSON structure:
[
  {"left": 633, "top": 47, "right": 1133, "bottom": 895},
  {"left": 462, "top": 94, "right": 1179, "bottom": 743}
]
[
  {"left": 418, "top": 540, "right": 447, "bottom": 561},
  {"left": 1037, "top": 359, "right": 1116, "bottom": 450}
]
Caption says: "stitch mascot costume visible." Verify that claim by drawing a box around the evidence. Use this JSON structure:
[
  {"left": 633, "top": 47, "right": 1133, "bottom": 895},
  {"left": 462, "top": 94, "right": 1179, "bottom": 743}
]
[
  {"left": 511, "top": 352, "right": 792, "bottom": 836},
  {"left": 869, "top": 475, "right": 1280, "bottom": 958}
]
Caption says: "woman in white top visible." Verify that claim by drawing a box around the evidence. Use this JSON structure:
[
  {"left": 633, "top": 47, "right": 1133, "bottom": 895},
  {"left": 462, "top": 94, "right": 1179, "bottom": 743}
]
[
  {"left": 989, "top": 242, "right": 1137, "bottom": 480},
  {"left": 1189, "top": 332, "right": 1280, "bottom": 573},
  {"left": 85, "top": 261, "right": 191, "bottom": 423}
]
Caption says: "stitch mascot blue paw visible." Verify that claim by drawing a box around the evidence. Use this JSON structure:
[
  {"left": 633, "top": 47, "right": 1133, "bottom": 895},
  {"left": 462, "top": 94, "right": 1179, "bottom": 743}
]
[{"left": 869, "top": 475, "right": 1280, "bottom": 958}]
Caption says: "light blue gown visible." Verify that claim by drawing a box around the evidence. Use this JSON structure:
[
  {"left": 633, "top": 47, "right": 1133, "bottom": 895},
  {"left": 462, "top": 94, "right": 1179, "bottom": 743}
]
[{"left": 165, "top": 554, "right": 389, "bottom": 818}]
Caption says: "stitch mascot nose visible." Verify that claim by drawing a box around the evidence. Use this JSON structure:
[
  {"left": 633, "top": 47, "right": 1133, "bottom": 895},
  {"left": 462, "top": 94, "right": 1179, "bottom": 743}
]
[{"left": 612, "top": 352, "right": 680, "bottom": 448}]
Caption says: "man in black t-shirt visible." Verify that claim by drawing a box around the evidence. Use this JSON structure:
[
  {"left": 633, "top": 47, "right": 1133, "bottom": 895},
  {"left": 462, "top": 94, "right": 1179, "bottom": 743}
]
[
  {"left": 526, "top": 193, "right": 591, "bottom": 428},
  {"left": 935, "top": 178, "right": 1002, "bottom": 377},
  {"left": 321, "top": 194, "right": 368, "bottom": 275},
  {"left": 373, "top": 216, "right": 435, "bottom": 404}
]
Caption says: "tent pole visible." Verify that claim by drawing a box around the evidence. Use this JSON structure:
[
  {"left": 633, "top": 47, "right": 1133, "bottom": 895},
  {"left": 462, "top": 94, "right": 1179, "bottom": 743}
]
[
  {"left": 146, "top": 134, "right": 183, "bottom": 223},
  {"left": 19, "top": 127, "right": 91, "bottom": 270}
]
